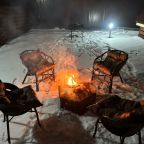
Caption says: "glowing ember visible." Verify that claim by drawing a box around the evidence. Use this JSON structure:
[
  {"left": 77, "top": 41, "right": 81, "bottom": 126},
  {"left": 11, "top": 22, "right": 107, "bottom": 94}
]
[
  {"left": 114, "top": 112, "right": 130, "bottom": 119},
  {"left": 67, "top": 75, "right": 78, "bottom": 87}
]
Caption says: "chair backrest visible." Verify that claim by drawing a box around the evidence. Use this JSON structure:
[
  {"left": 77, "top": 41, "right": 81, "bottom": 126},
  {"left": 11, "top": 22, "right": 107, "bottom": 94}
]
[
  {"left": 105, "top": 50, "right": 128, "bottom": 75},
  {"left": 107, "top": 50, "right": 128, "bottom": 62},
  {"left": 20, "top": 50, "right": 43, "bottom": 66},
  {"left": 20, "top": 50, "right": 54, "bottom": 73},
  {"left": 0, "top": 83, "right": 42, "bottom": 115},
  {"left": 15, "top": 85, "right": 42, "bottom": 107}
]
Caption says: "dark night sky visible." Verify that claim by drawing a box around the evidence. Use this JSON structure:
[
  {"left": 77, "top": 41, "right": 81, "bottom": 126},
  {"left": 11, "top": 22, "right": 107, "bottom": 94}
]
[
  {"left": 0, "top": 0, "right": 143, "bottom": 12},
  {"left": 0, "top": 0, "right": 144, "bottom": 28}
]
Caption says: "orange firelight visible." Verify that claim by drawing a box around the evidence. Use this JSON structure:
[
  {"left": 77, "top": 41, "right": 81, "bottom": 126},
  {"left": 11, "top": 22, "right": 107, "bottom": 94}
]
[{"left": 67, "top": 75, "right": 78, "bottom": 87}]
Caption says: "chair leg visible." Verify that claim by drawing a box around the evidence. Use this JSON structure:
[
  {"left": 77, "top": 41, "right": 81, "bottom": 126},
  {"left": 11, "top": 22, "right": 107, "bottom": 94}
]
[
  {"left": 42, "top": 74, "right": 44, "bottom": 81},
  {"left": 91, "top": 70, "right": 95, "bottom": 81},
  {"left": 35, "top": 74, "right": 39, "bottom": 91},
  {"left": 91, "top": 73, "right": 94, "bottom": 81},
  {"left": 34, "top": 108, "right": 41, "bottom": 127},
  {"left": 138, "top": 131, "right": 142, "bottom": 144},
  {"left": 3, "top": 114, "right": 6, "bottom": 122},
  {"left": 22, "top": 73, "right": 28, "bottom": 84},
  {"left": 120, "top": 136, "right": 125, "bottom": 144},
  {"left": 91, "top": 74, "right": 94, "bottom": 81},
  {"left": 119, "top": 73, "right": 123, "bottom": 83},
  {"left": 52, "top": 69, "right": 55, "bottom": 81},
  {"left": 93, "top": 118, "right": 100, "bottom": 138},
  {"left": 109, "top": 76, "right": 113, "bottom": 93},
  {"left": 6, "top": 115, "right": 11, "bottom": 144}
]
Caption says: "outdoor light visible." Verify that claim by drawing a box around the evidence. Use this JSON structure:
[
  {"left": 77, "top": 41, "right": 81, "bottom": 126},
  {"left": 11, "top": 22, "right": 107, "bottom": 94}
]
[
  {"left": 109, "top": 23, "right": 114, "bottom": 29},
  {"left": 108, "top": 22, "right": 114, "bottom": 38}
]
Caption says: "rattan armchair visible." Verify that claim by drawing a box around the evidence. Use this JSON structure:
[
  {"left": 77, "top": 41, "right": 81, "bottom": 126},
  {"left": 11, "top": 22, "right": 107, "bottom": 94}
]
[
  {"left": 20, "top": 49, "right": 55, "bottom": 91},
  {"left": 91, "top": 49, "right": 128, "bottom": 93},
  {"left": 0, "top": 82, "right": 42, "bottom": 144},
  {"left": 89, "top": 95, "right": 144, "bottom": 144}
]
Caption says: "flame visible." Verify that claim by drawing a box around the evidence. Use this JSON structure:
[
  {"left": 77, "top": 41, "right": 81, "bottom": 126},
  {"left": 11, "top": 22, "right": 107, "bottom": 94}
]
[
  {"left": 67, "top": 75, "right": 78, "bottom": 87},
  {"left": 56, "top": 69, "right": 79, "bottom": 87}
]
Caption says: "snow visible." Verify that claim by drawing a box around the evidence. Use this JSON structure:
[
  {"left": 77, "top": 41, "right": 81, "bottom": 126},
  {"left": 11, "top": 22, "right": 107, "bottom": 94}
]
[{"left": 0, "top": 28, "right": 144, "bottom": 144}]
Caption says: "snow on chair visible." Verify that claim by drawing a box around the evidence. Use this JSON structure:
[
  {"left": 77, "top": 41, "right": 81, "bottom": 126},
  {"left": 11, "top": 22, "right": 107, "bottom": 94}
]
[
  {"left": 20, "top": 49, "right": 55, "bottom": 91},
  {"left": 91, "top": 49, "right": 128, "bottom": 93}
]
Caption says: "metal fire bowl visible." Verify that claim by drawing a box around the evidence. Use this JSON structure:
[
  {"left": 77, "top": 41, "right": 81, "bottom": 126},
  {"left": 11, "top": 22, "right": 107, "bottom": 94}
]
[{"left": 59, "top": 83, "right": 96, "bottom": 115}]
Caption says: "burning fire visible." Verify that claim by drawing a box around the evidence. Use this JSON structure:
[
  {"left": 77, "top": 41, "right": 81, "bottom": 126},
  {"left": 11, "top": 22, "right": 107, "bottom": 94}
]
[
  {"left": 67, "top": 75, "right": 78, "bottom": 87},
  {"left": 56, "top": 69, "right": 79, "bottom": 87}
]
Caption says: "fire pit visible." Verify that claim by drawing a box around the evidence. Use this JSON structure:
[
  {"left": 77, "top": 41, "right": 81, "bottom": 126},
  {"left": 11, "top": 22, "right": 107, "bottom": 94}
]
[{"left": 58, "top": 75, "right": 96, "bottom": 114}]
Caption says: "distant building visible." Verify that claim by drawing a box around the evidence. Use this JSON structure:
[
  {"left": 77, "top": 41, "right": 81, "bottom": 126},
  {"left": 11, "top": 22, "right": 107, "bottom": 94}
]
[
  {"left": 0, "top": 0, "right": 36, "bottom": 46},
  {"left": 136, "top": 12, "right": 144, "bottom": 38}
]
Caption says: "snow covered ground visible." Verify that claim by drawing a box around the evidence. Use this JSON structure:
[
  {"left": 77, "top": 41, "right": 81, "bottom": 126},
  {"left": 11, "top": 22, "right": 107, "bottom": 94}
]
[{"left": 0, "top": 28, "right": 144, "bottom": 144}]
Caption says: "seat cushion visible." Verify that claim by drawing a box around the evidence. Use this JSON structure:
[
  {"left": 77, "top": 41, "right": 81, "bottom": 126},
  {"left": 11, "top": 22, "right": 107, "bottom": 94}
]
[
  {"left": 95, "top": 61, "right": 111, "bottom": 75},
  {"left": 95, "top": 58, "right": 121, "bottom": 75},
  {"left": 36, "top": 64, "right": 55, "bottom": 75}
]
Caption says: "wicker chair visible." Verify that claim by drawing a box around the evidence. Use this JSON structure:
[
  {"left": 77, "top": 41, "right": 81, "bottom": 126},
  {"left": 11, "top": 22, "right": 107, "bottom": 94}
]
[
  {"left": 0, "top": 82, "right": 42, "bottom": 144},
  {"left": 89, "top": 95, "right": 144, "bottom": 144},
  {"left": 20, "top": 49, "right": 55, "bottom": 91},
  {"left": 91, "top": 49, "right": 128, "bottom": 93}
]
